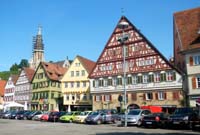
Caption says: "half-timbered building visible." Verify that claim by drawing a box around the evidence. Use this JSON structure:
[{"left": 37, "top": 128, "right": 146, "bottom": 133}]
[
  {"left": 14, "top": 68, "right": 35, "bottom": 110},
  {"left": 89, "top": 16, "right": 183, "bottom": 112}
]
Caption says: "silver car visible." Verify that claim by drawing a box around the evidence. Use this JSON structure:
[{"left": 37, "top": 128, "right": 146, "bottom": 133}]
[{"left": 121, "top": 109, "right": 151, "bottom": 126}]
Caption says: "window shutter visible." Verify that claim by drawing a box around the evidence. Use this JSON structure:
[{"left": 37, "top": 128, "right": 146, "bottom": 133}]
[
  {"left": 104, "top": 95, "right": 105, "bottom": 101},
  {"left": 143, "top": 93, "right": 146, "bottom": 100},
  {"left": 173, "top": 72, "right": 176, "bottom": 80},
  {"left": 189, "top": 56, "right": 193, "bottom": 66},
  {"left": 110, "top": 95, "right": 112, "bottom": 101},
  {"left": 164, "top": 73, "right": 166, "bottom": 81},
  {"left": 155, "top": 93, "right": 158, "bottom": 100},
  {"left": 192, "top": 77, "right": 196, "bottom": 89},
  {"left": 164, "top": 92, "right": 167, "bottom": 99},
  {"left": 94, "top": 95, "right": 96, "bottom": 101},
  {"left": 172, "top": 92, "right": 176, "bottom": 100}
]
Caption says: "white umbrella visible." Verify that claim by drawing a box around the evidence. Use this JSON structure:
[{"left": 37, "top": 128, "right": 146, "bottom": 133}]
[{"left": 4, "top": 102, "right": 24, "bottom": 108}]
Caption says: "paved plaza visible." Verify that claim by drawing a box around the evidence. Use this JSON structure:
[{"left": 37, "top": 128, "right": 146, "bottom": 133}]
[{"left": 0, "top": 119, "right": 199, "bottom": 135}]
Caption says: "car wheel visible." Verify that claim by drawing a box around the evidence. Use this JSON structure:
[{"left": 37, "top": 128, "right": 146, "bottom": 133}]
[
  {"left": 97, "top": 120, "right": 101, "bottom": 125},
  {"left": 69, "top": 119, "right": 73, "bottom": 123},
  {"left": 137, "top": 119, "right": 142, "bottom": 127}
]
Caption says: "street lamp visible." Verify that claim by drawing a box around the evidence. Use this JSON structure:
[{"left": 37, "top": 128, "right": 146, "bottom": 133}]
[{"left": 117, "top": 20, "right": 129, "bottom": 127}]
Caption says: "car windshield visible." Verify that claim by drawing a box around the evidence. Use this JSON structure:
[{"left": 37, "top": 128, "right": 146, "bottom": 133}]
[
  {"left": 174, "top": 108, "right": 193, "bottom": 114},
  {"left": 90, "top": 111, "right": 99, "bottom": 115},
  {"left": 128, "top": 110, "right": 141, "bottom": 115}
]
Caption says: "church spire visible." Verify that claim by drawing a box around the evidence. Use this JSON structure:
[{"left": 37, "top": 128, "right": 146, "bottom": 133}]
[{"left": 29, "top": 25, "right": 45, "bottom": 70}]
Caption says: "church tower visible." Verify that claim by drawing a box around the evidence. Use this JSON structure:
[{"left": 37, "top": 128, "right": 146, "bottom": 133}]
[{"left": 29, "top": 26, "right": 45, "bottom": 70}]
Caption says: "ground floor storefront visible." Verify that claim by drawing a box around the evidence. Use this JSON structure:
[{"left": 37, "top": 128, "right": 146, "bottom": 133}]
[{"left": 92, "top": 89, "right": 183, "bottom": 112}]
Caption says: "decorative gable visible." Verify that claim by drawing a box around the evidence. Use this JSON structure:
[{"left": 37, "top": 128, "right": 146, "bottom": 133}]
[{"left": 90, "top": 16, "right": 173, "bottom": 78}]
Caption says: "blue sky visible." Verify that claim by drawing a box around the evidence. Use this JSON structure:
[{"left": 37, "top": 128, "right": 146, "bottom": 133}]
[{"left": 0, "top": 0, "right": 199, "bottom": 71}]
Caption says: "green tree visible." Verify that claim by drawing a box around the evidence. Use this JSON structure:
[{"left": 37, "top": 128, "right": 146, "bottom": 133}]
[
  {"left": 10, "top": 63, "right": 19, "bottom": 72},
  {"left": 18, "top": 59, "right": 29, "bottom": 68}
]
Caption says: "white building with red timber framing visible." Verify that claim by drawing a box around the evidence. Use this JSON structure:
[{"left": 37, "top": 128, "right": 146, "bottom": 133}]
[{"left": 89, "top": 16, "right": 183, "bottom": 113}]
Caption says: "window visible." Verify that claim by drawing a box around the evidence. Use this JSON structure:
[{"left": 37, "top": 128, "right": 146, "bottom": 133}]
[
  {"left": 71, "top": 82, "right": 74, "bottom": 88},
  {"left": 105, "top": 95, "right": 111, "bottom": 102},
  {"left": 143, "top": 74, "right": 148, "bottom": 83},
  {"left": 137, "top": 76, "right": 142, "bottom": 84},
  {"left": 66, "top": 95, "right": 69, "bottom": 101},
  {"left": 65, "top": 82, "right": 68, "bottom": 88},
  {"left": 99, "top": 79, "right": 104, "bottom": 87},
  {"left": 83, "top": 94, "right": 87, "bottom": 101},
  {"left": 95, "top": 95, "right": 102, "bottom": 102},
  {"left": 81, "top": 70, "right": 85, "bottom": 76},
  {"left": 51, "top": 93, "right": 54, "bottom": 98},
  {"left": 108, "top": 78, "right": 113, "bottom": 86},
  {"left": 157, "top": 92, "right": 165, "bottom": 100},
  {"left": 72, "top": 95, "right": 75, "bottom": 100},
  {"left": 117, "top": 78, "right": 122, "bottom": 85},
  {"left": 127, "top": 76, "right": 132, "bottom": 85},
  {"left": 166, "top": 72, "right": 173, "bottom": 81},
  {"left": 148, "top": 74, "right": 154, "bottom": 83},
  {"left": 194, "top": 55, "right": 200, "bottom": 65},
  {"left": 160, "top": 73, "right": 166, "bottom": 82},
  {"left": 197, "top": 77, "right": 200, "bottom": 88},
  {"left": 104, "top": 79, "right": 108, "bottom": 87},
  {"left": 83, "top": 82, "right": 86, "bottom": 87},
  {"left": 145, "top": 92, "right": 153, "bottom": 100},
  {"left": 154, "top": 73, "right": 160, "bottom": 82},
  {"left": 76, "top": 71, "right": 80, "bottom": 76},
  {"left": 133, "top": 76, "right": 137, "bottom": 84},
  {"left": 71, "top": 71, "right": 74, "bottom": 77},
  {"left": 76, "top": 82, "right": 80, "bottom": 87}
]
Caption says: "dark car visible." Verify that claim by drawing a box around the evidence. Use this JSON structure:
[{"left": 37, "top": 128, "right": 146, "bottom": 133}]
[
  {"left": 48, "top": 111, "right": 67, "bottom": 122},
  {"left": 9, "top": 110, "right": 18, "bottom": 119},
  {"left": 16, "top": 110, "right": 32, "bottom": 120},
  {"left": 27, "top": 111, "right": 43, "bottom": 120},
  {"left": 167, "top": 107, "right": 198, "bottom": 129},
  {"left": 142, "top": 112, "right": 169, "bottom": 128}
]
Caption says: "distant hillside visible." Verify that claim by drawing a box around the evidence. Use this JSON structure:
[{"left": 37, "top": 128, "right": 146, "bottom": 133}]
[{"left": 0, "top": 71, "right": 19, "bottom": 80}]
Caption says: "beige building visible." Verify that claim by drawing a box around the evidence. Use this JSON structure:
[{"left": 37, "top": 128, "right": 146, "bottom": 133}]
[{"left": 61, "top": 55, "right": 95, "bottom": 111}]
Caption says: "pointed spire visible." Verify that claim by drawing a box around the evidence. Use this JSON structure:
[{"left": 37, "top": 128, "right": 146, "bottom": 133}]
[{"left": 38, "top": 25, "right": 42, "bottom": 35}]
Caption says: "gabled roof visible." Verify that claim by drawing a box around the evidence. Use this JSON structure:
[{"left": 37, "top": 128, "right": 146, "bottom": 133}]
[
  {"left": 0, "top": 80, "right": 6, "bottom": 96},
  {"left": 41, "top": 62, "right": 67, "bottom": 81},
  {"left": 10, "top": 75, "right": 19, "bottom": 85},
  {"left": 89, "top": 16, "right": 182, "bottom": 78},
  {"left": 76, "top": 55, "right": 96, "bottom": 74},
  {"left": 174, "top": 7, "right": 200, "bottom": 51},
  {"left": 23, "top": 67, "right": 35, "bottom": 82}
]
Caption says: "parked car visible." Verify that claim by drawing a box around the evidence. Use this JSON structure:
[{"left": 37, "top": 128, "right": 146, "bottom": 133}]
[
  {"left": 100, "top": 109, "right": 119, "bottom": 123},
  {"left": 85, "top": 111, "right": 104, "bottom": 124},
  {"left": 32, "top": 112, "right": 48, "bottom": 121},
  {"left": 48, "top": 111, "right": 67, "bottom": 122},
  {"left": 40, "top": 112, "right": 50, "bottom": 121},
  {"left": 189, "top": 108, "right": 200, "bottom": 130},
  {"left": 167, "top": 107, "right": 198, "bottom": 129},
  {"left": 73, "top": 111, "right": 92, "bottom": 123},
  {"left": 16, "top": 110, "right": 31, "bottom": 120},
  {"left": 9, "top": 110, "right": 18, "bottom": 119},
  {"left": 121, "top": 109, "right": 151, "bottom": 126},
  {"left": 141, "top": 112, "right": 169, "bottom": 128},
  {"left": 2, "top": 111, "right": 12, "bottom": 119},
  {"left": 59, "top": 111, "right": 81, "bottom": 123},
  {"left": 27, "top": 111, "right": 43, "bottom": 120}
]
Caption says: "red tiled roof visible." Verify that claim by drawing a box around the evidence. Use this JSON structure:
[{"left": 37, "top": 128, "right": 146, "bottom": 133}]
[
  {"left": 174, "top": 7, "right": 200, "bottom": 51},
  {"left": 0, "top": 80, "right": 6, "bottom": 96},
  {"left": 10, "top": 75, "right": 19, "bottom": 85},
  {"left": 77, "top": 55, "right": 96, "bottom": 74},
  {"left": 23, "top": 67, "right": 35, "bottom": 82},
  {"left": 41, "top": 62, "right": 67, "bottom": 81}
]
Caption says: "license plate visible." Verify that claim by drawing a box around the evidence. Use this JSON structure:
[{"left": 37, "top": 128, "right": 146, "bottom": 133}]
[
  {"left": 173, "top": 121, "right": 179, "bottom": 124},
  {"left": 146, "top": 122, "right": 152, "bottom": 124}
]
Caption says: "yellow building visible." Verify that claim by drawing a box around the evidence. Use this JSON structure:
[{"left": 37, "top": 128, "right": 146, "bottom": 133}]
[
  {"left": 31, "top": 62, "right": 68, "bottom": 111},
  {"left": 61, "top": 55, "right": 95, "bottom": 111}
]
